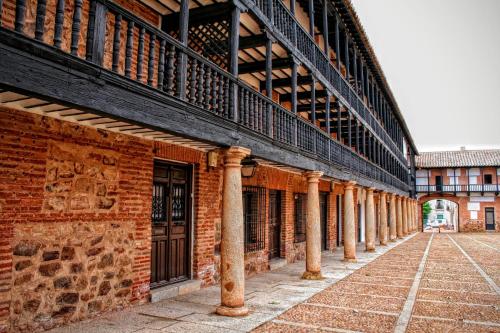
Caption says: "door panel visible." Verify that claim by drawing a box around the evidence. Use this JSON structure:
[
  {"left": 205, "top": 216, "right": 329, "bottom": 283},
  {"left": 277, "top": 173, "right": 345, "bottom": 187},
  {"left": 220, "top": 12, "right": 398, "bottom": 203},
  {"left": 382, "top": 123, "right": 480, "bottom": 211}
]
[
  {"left": 485, "top": 208, "right": 495, "bottom": 231},
  {"left": 268, "top": 190, "right": 281, "bottom": 259},
  {"left": 320, "top": 193, "right": 328, "bottom": 250},
  {"left": 151, "top": 163, "right": 191, "bottom": 288}
]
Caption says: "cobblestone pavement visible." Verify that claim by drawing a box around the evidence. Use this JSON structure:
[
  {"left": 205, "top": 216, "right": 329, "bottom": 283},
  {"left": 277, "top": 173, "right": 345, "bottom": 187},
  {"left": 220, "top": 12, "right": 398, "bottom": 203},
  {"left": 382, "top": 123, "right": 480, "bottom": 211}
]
[
  {"left": 46, "top": 235, "right": 417, "bottom": 333},
  {"left": 255, "top": 233, "right": 500, "bottom": 333}
]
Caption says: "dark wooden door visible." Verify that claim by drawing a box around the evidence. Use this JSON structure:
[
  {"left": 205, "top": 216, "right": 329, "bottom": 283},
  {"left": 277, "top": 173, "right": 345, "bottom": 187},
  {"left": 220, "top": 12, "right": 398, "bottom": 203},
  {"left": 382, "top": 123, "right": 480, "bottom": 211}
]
[
  {"left": 320, "top": 193, "right": 328, "bottom": 250},
  {"left": 268, "top": 190, "right": 281, "bottom": 259},
  {"left": 151, "top": 162, "right": 191, "bottom": 288},
  {"left": 435, "top": 176, "right": 443, "bottom": 192},
  {"left": 485, "top": 208, "right": 495, "bottom": 231}
]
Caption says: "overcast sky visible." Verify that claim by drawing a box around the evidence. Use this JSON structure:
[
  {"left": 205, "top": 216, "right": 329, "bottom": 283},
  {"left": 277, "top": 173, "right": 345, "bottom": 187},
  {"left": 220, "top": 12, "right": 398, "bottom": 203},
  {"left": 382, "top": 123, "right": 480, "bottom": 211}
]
[{"left": 350, "top": 0, "right": 500, "bottom": 152}]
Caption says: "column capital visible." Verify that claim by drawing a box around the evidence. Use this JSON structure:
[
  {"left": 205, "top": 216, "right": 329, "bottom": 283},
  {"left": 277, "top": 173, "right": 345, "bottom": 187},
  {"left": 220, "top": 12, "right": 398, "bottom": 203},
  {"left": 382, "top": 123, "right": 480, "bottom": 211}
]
[
  {"left": 224, "top": 146, "right": 251, "bottom": 166},
  {"left": 304, "top": 171, "right": 323, "bottom": 182},
  {"left": 344, "top": 180, "right": 356, "bottom": 190},
  {"left": 366, "top": 187, "right": 375, "bottom": 193}
]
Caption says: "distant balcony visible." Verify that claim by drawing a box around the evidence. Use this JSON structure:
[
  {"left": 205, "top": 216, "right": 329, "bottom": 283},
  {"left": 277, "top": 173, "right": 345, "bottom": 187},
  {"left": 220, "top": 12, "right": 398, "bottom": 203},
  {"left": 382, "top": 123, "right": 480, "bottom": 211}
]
[{"left": 416, "top": 184, "right": 500, "bottom": 194}]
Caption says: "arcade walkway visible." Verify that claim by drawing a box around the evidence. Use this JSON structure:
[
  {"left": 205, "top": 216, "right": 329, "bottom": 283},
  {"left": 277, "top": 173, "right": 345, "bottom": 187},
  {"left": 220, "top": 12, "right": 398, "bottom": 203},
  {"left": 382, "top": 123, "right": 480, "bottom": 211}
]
[{"left": 46, "top": 233, "right": 500, "bottom": 333}]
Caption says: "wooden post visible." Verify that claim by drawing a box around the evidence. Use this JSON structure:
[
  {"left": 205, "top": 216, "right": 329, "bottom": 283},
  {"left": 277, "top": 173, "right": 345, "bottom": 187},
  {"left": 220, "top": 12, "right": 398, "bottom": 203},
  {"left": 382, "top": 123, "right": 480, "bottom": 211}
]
[
  {"left": 291, "top": 58, "right": 298, "bottom": 145},
  {"left": 322, "top": 0, "right": 329, "bottom": 54},
  {"left": 85, "top": 0, "right": 107, "bottom": 65},
  {"left": 334, "top": 15, "right": 340, "bottom": 69},
  {"left": 176, "top": 0, "right": 189, "bottom": 99},
  {"left": 347, "top": 111, "right": 352, "bottom": 147},
  {"left": 344, "top": 32, "right": 350, "bottom": 81},
  {"left": 265, "top": 32, "right": 274, "bottom": 136},
  {"left": 311, "top": 76, "right": 316, "bottom": 124},
  {"left": 353, "top": 49, "right": 358, "bottom": 92},
  {"left": 325, "top": 92, "right": 331, "bottom": 135},
  {"left": 335, "top": 100, "right": 341, "bottom": 141},
  {"left": 35, "top": 0, "right": 47, "bottom": 41},
  {"left": 229, "top": 3, "right": 242, "bottom": 122},
  {"left": 308, "top": 0, "right": 314, "bottom": 37},
  {"left": 15, "top": 0, "right": 26, "bottom": 32}
]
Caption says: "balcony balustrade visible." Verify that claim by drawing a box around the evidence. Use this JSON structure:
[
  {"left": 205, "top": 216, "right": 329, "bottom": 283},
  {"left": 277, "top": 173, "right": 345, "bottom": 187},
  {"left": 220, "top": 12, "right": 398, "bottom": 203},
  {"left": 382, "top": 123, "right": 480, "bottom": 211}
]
[
  {"left": 249, "top": 0, "right": 407, "bottom": 166},
  {"left": 416, "top": 184, "right": 500, "bottom": 193},
  {"left": 0, "top": 0, "right": 409, "bottom": 191}
]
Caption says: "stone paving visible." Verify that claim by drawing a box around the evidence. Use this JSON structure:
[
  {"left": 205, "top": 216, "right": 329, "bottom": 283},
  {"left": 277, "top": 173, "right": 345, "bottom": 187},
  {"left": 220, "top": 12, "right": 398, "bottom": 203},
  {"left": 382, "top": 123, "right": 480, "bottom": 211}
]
[
  {"left": 45, "top": 232, "right": 500, "bottom": 333},
  {"left": 46, "top": 234, "right": 416, "bottom": 333},
  {"left": 255, "top": 232, "right": 500, "bottom": 333}
]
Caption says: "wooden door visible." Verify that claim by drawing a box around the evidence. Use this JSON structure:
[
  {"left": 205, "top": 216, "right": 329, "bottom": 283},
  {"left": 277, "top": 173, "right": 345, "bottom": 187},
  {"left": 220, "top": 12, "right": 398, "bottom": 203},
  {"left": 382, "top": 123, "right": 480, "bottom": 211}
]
[
  {"left": 435, "top": 176, "right": 443, "bottom": 192},
  {"left": 268, "top": 190, "right": 281, "bottom": 259},
  {"left": 320, "top": 193, "right": 328, "bottom": 250},
  {"left": 151, "top": 162, "right": 191, "bottom": 288},
  {"left": 485, "top": 208, "right": 495, "bottom": 231}
]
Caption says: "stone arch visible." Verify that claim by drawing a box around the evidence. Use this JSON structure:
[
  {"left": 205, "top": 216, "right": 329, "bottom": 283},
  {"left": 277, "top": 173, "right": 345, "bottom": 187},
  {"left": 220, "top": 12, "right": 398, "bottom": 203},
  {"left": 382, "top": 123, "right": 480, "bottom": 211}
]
[{"left": 417, "top": 194, "right": 461, "bottom": 232}]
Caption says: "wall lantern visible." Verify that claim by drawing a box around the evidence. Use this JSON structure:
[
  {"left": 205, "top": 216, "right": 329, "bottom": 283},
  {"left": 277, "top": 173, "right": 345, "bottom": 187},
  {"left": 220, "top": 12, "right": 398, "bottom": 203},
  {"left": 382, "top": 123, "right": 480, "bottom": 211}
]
[{"left": 241, "top": 158, "right": 258, "bottom": 178}]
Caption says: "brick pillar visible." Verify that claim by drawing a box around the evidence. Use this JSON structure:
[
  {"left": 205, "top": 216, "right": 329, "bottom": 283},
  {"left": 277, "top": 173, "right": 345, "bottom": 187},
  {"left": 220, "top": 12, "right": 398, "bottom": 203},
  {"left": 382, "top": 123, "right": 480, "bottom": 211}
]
[
  {"left": 343, "top": 181, "right": 357, "bottom": 262},
  {"left": 396, "top": 196, "right": 403, "bottom": 238},
  {"left": 0, "top": 223, "right": 13, "bottom": 333},
  {"left": 379, "top": 192, "right": 388, "bottom": 245},
  {"left": 365, "top": 188, "right": 376, "bottom": 252},
  {"left": 216, "top": 146, "right": 250, "bottom": 317},
  {"left": 302, "top": 171, "right": 324, "bottom": 280}
]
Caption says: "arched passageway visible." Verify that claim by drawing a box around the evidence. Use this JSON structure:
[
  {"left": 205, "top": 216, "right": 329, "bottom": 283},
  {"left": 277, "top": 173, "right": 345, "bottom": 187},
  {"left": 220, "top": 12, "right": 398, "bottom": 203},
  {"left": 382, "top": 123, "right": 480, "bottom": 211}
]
[{"left": 422, "top": 199, "right": 459, "bottom": 232}]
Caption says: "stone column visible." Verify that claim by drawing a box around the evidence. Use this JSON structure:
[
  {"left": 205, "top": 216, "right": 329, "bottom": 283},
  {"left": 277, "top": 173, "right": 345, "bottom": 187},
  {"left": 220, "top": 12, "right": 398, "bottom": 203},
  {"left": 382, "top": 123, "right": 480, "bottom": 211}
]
[
  {"left": 410, "top": 200, "right": 415, "bottom": 232},
  {"left": 396, "top": 196, "right": 403, "bottom": 238},
  {"left": 365, "top": 188, "right": 376, "bottom": 252},
  {"left": 302, "top": 171, "right": 324, "bottom": 280},
  {"left": 402, "top": 197, "right": 408, "bottom": 235},
  {"left": 389, "top": 194, "right": 397, "bottom": 241},
  {"left": 216, "top": 146, "right": 250, "bottom": 317},
  {"left": 407, "top": 198, "right": 412, "bottom": 233},
  {"left": 379, "top": 192, "right": 388, "bottom": 245},
  {"left": 343, "top": 181, "right": 357, "bottom": 262}
]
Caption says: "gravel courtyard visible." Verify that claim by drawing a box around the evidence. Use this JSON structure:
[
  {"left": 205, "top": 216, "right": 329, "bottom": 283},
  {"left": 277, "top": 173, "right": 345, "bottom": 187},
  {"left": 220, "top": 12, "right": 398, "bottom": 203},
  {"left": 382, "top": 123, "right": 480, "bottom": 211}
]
[{"left": 255, "top": 233, "right": 500, "bottom": 332}]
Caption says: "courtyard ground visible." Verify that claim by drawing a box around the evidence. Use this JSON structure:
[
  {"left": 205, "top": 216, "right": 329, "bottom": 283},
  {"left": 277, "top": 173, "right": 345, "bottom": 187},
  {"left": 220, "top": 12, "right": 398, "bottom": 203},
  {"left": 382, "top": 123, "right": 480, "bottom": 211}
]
[{"left": 46, "top": 233, "right": 499, "bottom": 333}]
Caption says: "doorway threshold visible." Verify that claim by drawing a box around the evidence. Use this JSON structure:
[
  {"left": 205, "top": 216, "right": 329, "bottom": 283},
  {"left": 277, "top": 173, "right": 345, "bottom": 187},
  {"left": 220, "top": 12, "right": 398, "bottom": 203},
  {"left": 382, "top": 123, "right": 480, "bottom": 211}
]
[{"left": 150, "top": 279, "right": 202, "bottom": 303}]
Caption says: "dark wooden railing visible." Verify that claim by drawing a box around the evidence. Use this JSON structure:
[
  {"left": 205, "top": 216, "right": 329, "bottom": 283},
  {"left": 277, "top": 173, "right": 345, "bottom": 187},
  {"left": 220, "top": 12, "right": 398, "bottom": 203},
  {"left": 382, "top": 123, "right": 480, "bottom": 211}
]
[
  {"left": 250, "top": 0, "right": 407, "bottom": 166},
  {"left": 0, "top": 0, "right": 409, "bottom": 191},
  {"left": 416, "top": 184, "right": 500, "bottom": 193}
]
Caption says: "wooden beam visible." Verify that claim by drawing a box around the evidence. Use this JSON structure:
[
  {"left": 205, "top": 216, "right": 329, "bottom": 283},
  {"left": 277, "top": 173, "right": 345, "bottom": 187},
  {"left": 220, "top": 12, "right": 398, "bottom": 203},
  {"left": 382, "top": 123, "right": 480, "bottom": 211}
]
[
  {"left": 239, "top": 57, "right": 293, "bottom": 74},
  {"left": 280, "top": 89, "right": 328, "bottom": 102},
  {"left": 260, "top": 75, "right": 313, "bottom": 90},
  {"left": 162, "top": 2, "right": 231, "bottom": 32}
]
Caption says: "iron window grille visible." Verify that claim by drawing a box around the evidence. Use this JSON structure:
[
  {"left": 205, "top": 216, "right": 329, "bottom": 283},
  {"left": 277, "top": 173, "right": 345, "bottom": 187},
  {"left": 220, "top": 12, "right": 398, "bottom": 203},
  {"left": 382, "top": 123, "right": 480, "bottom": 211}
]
[
  {"left": 242, "top": 186, "right": 266, "bottom": 253},
  {"left": 294, "top": 193, "right": 307, "bottom": 243}
]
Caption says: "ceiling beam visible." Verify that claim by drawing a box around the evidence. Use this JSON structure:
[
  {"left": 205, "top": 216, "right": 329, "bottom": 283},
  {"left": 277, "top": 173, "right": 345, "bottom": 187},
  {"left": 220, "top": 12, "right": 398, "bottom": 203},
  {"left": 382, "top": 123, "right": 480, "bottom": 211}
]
[
  {"left": 260, "top": 75, "right": 313, "bottom": 90},
  {"left": 162, "top": 2, "right": 232, "bottom": 31},
  {"left": 239, "top": 57, "right": 293, "bottom": 74}
]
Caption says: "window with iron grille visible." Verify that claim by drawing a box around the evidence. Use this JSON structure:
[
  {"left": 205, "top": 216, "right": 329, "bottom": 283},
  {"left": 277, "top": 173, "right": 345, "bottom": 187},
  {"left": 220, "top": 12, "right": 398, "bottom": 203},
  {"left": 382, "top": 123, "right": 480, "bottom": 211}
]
[
  {"left": 294, "top": 193, "right": 307, "bottom": 243},
  {"left": 242, "top": 186, "right": 266, "bottom": 253}
]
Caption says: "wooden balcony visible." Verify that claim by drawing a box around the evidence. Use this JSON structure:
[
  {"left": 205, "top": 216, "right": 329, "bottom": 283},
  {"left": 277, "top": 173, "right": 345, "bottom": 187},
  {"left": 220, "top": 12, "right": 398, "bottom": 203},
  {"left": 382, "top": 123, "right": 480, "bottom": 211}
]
[
  {"left": 0, "top": 0, "right": 410, "bottom": 192},
  {"left": 416, "top": 184, "right": 500, "bottom": 194}
]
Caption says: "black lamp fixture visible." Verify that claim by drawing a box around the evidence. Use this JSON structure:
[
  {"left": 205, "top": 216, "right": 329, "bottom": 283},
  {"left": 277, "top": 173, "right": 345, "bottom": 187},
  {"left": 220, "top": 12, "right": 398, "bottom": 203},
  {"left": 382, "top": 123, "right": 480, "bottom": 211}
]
[{"left": 241, "top": 157, "right": 258, "bottom": 178}]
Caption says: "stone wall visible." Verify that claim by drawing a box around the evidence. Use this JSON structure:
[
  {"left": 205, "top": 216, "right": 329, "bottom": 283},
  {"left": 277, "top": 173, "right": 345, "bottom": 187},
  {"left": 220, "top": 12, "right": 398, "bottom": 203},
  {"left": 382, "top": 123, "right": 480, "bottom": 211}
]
[{"left": 0, "top": 107, "right": 155, "bottom": 332}]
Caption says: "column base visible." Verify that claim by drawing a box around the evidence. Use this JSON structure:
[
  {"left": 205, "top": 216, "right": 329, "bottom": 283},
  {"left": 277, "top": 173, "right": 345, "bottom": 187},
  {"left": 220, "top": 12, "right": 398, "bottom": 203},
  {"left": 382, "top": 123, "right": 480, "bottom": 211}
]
[
  {"left": 379, "top": 243, "right": 388, "bottom": 246},
  {"left": 342, "top": 258, "right": 357, "bottom": 263},
  {"left": 389, "top": 238, "right": 397, "bottom": 242},
  {"left": 365, "top": 248, "right": 376, "bottom": 253},
  {"left": 301, "top": 271, "right": 324, "bottom": 280},
  {"left": 216, "top": 305, "right": 249, "bottom": 317}
]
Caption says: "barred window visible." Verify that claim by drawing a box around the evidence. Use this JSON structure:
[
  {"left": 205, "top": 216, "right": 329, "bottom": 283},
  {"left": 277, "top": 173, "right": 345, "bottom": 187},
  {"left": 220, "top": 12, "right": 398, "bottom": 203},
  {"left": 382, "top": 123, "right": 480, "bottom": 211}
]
[
  {"left": 243, "top": 186, "right": 266, "bottom": 253},
  {"left": 294, "top": 193, "right": 307, "bottom": 243}
]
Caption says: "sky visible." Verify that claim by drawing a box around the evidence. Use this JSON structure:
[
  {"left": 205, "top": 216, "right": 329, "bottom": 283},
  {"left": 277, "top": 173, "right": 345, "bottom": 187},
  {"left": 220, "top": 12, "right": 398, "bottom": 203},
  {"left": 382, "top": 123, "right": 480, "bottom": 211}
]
[{"left": 350, "top": 0, "right": 500, "bottom": 152}]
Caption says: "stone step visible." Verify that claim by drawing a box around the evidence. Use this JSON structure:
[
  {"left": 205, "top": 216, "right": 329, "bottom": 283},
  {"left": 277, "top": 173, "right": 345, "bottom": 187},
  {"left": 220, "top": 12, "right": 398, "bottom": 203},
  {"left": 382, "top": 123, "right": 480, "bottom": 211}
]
[
  {"left": 150, "top": 279, "right": 202, "bottom": 303},
  {"left": 269, "top": 258, "right": 288, "bottom": 271}
]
